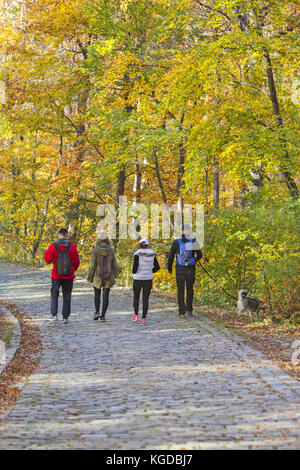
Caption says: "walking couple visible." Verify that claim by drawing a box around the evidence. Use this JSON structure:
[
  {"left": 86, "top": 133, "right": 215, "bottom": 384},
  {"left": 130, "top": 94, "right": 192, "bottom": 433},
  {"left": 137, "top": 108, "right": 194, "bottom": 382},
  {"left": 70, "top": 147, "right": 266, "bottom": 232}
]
[
  {"left": 44, "top": 225, "right": 202, "bottom": 323},
  {"left": 87, "top": 233, "right": 160, "bottom": 323}
]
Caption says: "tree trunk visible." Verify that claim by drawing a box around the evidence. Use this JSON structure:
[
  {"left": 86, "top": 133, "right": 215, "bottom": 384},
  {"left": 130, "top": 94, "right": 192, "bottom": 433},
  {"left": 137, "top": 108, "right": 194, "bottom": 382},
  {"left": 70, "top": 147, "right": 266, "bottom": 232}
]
[
  {"left": 177, "top": 112, "right": 186, "bottom": 216},
  {"left": 251, "top": 8, "right": 298, "bottom": 199},
  {"left": 212, "top": 43, "right": 221, "bottom": 211},
  {"left": 153, "top": 151, "right": 167, "bottom": 204},
  {"left": 135, "top": 163, "right": 142, "bottom": 203},
  {"left": 115, "top": 168, "right": 126, "bottom": 206},
  {"left": 75, "top": 84, "right": 89, "bottom": 163},
  {"left": 113, "top": 167, "right": 126, "bottom": 247},
  {"left": 238, "top": 183, "right": 247, "bottom": 209},
  {"left": 66, "top": 42, "right": 91, "bottom": 241},
  {"left": 177, "top": 143, "right": 185, "bottom": 201},
  {"left": 31, "top": 198, "right": 50, "bottom": 260},
  {"left": 263, "top": 50, "right": 298, "bottom": 199},
  {"left": 213, "top": 156, "right": 220, "bottom": 210}
]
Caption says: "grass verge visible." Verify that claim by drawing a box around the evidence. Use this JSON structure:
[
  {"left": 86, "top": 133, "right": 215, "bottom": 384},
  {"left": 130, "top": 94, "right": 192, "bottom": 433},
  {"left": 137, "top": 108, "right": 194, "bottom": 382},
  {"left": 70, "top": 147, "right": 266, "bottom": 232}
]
[{"left": 0, "top": 307, "right": 14, "bottom": 346}]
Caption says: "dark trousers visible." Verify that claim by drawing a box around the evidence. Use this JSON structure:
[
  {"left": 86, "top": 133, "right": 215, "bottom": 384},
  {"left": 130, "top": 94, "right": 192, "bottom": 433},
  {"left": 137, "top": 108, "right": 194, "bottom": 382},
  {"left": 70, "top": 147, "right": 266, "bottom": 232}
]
[
  {"left": 133, "top": 279, "right": 153, "bottom": 319},
  {"left": 176, "top": 267, "right": 195, "bottom": 315},
  {"left": 51, "top": 278, "right": 74, "bottom": 319},
  {"left": 94, "top": 287, "right": 110, "bottom": 317}
]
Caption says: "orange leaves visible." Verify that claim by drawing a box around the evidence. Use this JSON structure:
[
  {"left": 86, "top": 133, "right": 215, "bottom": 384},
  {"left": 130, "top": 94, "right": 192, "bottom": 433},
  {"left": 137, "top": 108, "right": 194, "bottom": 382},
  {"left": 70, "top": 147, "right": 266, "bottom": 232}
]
[
  {"left": 24, "top": 0, "right": 89, "bottom": 38},
  {"left": 0, "top": 300, "right": 42, "bottom": 412}
]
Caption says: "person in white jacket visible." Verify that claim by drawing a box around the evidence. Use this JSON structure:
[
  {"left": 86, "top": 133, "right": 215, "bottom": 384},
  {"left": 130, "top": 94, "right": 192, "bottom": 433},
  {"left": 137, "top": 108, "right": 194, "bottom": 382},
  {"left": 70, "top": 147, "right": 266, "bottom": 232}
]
[{"left": 131, "top": 239, "right": 160, "bottom": 323}]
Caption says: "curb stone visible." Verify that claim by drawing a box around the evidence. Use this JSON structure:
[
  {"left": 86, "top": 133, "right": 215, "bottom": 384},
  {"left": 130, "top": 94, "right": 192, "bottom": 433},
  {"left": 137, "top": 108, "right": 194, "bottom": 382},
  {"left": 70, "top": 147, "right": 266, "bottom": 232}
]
[{"left": 0, "top": 306, "right": 22, "bottom": 376}]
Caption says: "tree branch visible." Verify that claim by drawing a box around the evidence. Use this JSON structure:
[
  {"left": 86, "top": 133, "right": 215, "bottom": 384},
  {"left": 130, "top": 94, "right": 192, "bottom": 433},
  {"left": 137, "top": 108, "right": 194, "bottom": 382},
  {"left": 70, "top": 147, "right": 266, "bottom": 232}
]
[
  {"left": 194, "top": 0, "right": 233, "bottom": 24},
  {"left": 231, "top": 74, "right": 271, "bottom": 99}
]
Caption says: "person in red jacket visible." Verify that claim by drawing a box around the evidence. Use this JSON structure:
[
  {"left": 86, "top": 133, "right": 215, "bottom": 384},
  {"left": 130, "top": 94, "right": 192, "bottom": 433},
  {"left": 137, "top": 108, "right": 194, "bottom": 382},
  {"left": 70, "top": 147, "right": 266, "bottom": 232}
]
[{"left": 44, "top": 228, "right": 80, "bottom": 323}]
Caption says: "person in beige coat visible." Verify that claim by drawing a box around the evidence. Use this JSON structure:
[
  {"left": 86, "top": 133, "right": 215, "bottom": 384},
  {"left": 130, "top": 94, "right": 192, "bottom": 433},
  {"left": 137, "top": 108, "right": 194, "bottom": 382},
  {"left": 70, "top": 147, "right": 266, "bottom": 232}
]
[{"left": 87, "top": 233, "right": 119, "bottom": 321}]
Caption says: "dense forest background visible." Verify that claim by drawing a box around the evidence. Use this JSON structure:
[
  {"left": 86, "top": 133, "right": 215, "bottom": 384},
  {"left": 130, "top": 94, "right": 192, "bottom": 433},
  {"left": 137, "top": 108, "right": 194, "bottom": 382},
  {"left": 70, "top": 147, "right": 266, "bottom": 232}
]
[{"left": 0, "top": 0, "right": 299, "bottom": 318}]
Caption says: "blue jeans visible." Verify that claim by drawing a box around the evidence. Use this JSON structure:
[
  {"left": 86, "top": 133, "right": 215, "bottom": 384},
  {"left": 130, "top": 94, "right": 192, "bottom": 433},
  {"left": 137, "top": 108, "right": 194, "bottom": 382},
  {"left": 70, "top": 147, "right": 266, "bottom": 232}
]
[{"left": 51, "top": 279, "right": 73, "bottom": 319}]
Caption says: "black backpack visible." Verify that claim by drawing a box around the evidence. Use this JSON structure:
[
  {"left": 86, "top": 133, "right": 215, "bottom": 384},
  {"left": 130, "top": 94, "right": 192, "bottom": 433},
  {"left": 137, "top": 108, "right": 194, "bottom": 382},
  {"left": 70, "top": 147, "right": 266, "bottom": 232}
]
[{"left": 53, "top": 242, "right": 72, "bottom": 276}]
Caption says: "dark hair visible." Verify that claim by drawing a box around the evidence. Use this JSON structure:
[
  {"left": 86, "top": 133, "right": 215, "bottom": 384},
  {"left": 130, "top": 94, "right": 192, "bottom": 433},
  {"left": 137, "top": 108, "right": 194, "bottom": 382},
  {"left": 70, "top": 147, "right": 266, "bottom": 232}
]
[
  {"left": 58, "top": 228, "right": 68, "bottom": 236},
  {"left": 139, "top": 241, "right": 149, "bottom": 249}
]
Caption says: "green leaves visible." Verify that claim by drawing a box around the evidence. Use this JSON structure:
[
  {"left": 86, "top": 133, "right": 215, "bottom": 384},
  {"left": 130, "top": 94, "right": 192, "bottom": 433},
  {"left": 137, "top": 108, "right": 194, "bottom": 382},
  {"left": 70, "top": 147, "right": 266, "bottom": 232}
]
[{"left": 199, "top": 200, "right": 300, "bottom": 314}]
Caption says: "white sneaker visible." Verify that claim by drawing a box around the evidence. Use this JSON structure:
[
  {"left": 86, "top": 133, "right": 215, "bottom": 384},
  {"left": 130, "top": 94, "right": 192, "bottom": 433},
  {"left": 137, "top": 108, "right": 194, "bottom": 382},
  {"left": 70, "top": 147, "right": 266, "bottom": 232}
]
[
  {"left": 62, "top": 318, "right": 68, "bottom": 324},
  {"left": 52, "top": 315, "right": 58, "bottom": 321}
]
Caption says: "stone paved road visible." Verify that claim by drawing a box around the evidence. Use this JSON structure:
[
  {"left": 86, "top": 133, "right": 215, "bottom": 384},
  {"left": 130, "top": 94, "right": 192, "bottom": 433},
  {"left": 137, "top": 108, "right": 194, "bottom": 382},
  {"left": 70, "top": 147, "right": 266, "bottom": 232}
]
[{"left": 0, "top": 263, "right": 299, "bottom": 449}]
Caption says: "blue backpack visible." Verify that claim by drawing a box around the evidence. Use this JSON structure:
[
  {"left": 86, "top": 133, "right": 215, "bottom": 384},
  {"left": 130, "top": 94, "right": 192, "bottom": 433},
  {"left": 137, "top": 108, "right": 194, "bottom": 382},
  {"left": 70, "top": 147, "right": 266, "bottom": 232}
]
[{"left": 176, "top": 239, "right": 196, "bottom": 267}]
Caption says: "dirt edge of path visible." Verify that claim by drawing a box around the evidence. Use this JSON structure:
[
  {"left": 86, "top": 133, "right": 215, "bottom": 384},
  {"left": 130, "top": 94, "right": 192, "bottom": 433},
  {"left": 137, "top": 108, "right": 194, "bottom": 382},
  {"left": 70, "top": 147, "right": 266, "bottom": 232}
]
[{"left": 0, "top": 300, "right": 42, "bottom": 417}]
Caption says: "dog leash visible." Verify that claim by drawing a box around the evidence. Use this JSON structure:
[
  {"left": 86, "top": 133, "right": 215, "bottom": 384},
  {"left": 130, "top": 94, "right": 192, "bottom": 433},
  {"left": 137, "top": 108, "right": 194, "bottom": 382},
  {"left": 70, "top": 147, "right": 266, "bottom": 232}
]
[{"left": 197, "top": 261, "right": 238, "bottom": 302}]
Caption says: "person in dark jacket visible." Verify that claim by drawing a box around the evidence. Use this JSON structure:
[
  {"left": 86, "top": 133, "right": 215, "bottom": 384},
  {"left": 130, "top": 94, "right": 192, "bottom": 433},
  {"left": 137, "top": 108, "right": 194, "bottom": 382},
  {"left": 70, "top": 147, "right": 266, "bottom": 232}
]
[
  {"left": 132, "top": 238, "right": 160, "bottom": 324},
  {"left": 168, "top": 224, "right": 202, "bottom": 317},
  {"left": 44, "top": 228, "right": 80, "bottom": 323}
]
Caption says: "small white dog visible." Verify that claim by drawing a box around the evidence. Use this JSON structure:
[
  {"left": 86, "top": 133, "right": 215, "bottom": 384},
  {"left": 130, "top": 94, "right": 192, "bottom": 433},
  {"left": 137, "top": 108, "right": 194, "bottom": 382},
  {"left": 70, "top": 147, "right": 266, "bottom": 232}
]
[{"left": 237, "top": 290, "right": 266, "bottom": 317}]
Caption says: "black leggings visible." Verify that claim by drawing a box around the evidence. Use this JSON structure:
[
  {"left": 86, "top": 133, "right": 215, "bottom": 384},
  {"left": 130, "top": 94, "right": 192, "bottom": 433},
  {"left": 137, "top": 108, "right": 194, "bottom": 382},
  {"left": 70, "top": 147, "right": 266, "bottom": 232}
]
[
  {"left": 176, "top": 267, "right": 195, "bottom": 315},
  {"left": 133, "top": 279, "right": 153, "bottom": 319},
  {"left": 94, "top": 287, "right": 110, "bottom": 317}
]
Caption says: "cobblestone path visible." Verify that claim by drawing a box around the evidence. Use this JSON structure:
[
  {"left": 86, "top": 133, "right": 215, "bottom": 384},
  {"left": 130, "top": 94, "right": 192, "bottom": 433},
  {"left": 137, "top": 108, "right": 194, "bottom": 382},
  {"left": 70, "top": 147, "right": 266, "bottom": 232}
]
[{"left": 0, "top": 263, "right": 299, "bottom": 449}]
